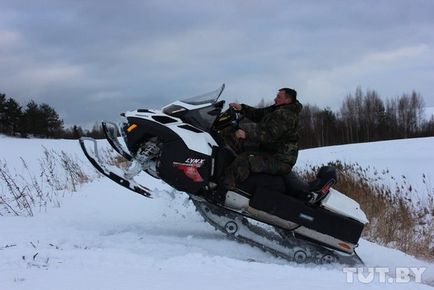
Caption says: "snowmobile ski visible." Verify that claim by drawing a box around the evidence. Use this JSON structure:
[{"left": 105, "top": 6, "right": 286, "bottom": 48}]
[
  {"left": 79, "top": 137, "right": 151, "bottom": 197},
  {"left": 102, "top": 121, "right": 133, "bottom": 161}
]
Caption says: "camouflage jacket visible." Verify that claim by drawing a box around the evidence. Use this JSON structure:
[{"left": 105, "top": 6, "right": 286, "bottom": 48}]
[{"left": 240, "top": 100, "right": 303, "bottom": 166}]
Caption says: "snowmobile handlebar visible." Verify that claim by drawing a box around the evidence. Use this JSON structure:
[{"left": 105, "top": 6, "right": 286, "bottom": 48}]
[
  {"left": 228, "top": 107, "right": 244, "bottom": 128},
  {"left": 212, "top": 107, "right": 244, "bottom": 131}
]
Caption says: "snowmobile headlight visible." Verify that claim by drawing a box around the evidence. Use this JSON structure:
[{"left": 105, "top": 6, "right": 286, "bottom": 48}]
[{"left": 127, "top": 124, "right": 138, "bottom": 132}]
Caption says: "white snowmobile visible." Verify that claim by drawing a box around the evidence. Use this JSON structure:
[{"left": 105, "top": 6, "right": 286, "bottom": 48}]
[{"left": 79, "top": 84, "right": 368, "bottom": 265}]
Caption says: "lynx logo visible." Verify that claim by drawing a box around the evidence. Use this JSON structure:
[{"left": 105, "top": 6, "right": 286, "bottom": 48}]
[
  {"left": 185, "top": 158, "right": 205, "bottom": 167},
  {"left": 173, "top": 158, "right": 206, "bottom": 182}
]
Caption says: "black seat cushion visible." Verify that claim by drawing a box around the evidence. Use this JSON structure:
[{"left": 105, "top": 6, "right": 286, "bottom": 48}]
[
  {"left": 308, "top": 166, "right": 337, "bottom": 192},
  {"left": 238, "top": 173, "right": 286, "bottom": 195},
  {"left": 236, "top": 166, "right": 337, "bottom": 202},
  {"left": 238, "top": 172, "right": 312, "bottom": 201}
]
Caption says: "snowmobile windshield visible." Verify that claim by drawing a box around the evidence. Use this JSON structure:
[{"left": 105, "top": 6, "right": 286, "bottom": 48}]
[{"left": 181, "top": 84, "right": 225, "bottom": 105}]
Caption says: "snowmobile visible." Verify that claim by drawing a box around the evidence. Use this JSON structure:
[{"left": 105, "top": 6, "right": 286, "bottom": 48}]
[{"left": 79, "top": 84, "right": 368, "bottom": 265}]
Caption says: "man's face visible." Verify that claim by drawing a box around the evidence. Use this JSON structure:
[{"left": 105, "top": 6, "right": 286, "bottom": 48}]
[{"left": 274, "top": 90, "right": 292, "bottom": 105}]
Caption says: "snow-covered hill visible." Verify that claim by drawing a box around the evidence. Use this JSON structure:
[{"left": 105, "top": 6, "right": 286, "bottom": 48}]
[
  {"left": 297, "top": 137, "right": 434, "bottom": 205},
  {"left": 1, "top": 136, "right": 433, "bottom": 289}
]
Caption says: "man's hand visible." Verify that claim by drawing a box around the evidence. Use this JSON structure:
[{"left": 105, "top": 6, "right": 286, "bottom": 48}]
[
  {"left": 235, "top": 129, "right": 246, "bottom": 139},
  {"left": 229, "top": 103, "right": 242, "bottom": 111}
]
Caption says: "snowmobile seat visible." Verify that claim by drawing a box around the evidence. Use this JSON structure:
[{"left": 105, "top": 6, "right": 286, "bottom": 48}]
[
  {"left": 238, "top": 172, "right": 313, "bottom": 202},
  {"left": 238, "top": 166, "right": 337, "bottom": 202},
  {"left": 283, "top": 166, "right": 337, "bottom": 194},
  {"left": 238, "top": 173, "right": 286, "bottom": 195},
  {"left": 307, "top": 166, "right": 337, "bottom": 192},
  {"left": 282, "top": 172, "right": 313, "bottom": 201}
]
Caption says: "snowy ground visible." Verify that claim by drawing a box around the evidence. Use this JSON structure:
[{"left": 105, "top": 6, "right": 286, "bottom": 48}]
[
  {"left": 1, "top": 136, "right": 433, "bottom": 289},
  {"left": 297, "top": 137, "right": 434, "bottom": 206}
]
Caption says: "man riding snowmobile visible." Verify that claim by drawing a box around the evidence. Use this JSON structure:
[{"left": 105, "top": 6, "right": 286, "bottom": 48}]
[
  {"left": 208, "top": 88, "right": 303, "bottom": 204},
  {"left": 221, "top": 88, "right": 302, "bottom": 189},
  {"left": 79, "top": 84, "right": 368, "bottom": 265}
]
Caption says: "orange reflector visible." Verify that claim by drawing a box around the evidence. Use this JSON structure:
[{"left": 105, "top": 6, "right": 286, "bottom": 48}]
[
  {"left": 127, "top": 124, "right": 138, "bottom": 132},
  {"left": 339, "top": 242, "right": 352, "bottom": 250}
]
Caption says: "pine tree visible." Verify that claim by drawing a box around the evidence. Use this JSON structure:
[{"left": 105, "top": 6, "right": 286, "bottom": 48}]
[
  {"left": 39, "top": 103, "right": 64, "bottom": 138},
  {"left": 4, "top": 98, "right": 22, "bottom": 135},
  {"left": 72, "top": 125, "right": 84, "bottom": 139},
  {"left": 0, "top": 94, "right": 6, "bottom": 134},
  {"left": 22, "top": 100, "right": 44, "bottom": 137}
]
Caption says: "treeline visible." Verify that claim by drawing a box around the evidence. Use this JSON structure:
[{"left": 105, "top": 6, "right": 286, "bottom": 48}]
[
  {"left": 2, "top": 88, "right": 434, "bottom": 144},
  {"left": 0, "top": 93, "right": 105, "bottom": 139},
  {"left": 298, "top": 88, "right": 434, "bottom": 149},
  {"left": 0, "top": 93, "right": 64, "bottom": 138},
  {"left": 63, "top": 123, "right": 105, "bottom": 139}
]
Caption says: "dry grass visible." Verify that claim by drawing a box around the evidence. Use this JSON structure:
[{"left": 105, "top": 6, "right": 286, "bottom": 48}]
[
  {"left": 298, "top": 161, "right": 434, "bottom": 261},
  {"left": 0, "top": 145, "right": 129, "bottom": 216},
  {"left": 40, "top": 147, "right": 91, "bottom": 192},
  {"left": 0, "top": 149, "right": 94, "bottom": 216}
]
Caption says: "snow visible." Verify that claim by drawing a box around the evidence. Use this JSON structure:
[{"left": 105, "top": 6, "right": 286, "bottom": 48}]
[
  {"left": 297, "top": 137, "right": 434, "bottom": 206},
  {"left": 1, "top": 135, "right": 433, "bottom": 289}
]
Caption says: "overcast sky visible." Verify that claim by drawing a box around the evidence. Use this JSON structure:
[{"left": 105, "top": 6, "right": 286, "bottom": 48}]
[{"left": 1, "top": 0, "right": 433, "bottom": 127}]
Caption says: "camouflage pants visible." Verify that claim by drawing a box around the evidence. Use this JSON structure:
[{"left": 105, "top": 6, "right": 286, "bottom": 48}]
[
  {"left": 223, "top": 152, "right": 292, "bottom": 188},
  {"left": 219, "top": 124, "right": 295, "bottom": 188}
]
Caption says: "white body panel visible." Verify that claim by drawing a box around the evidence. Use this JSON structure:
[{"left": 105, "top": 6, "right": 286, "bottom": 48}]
[
  {"left": 321, "top": 188, "right": 369, "bottom": 224},
  {"left": 167, "top": 123, "right": 217, "bottom": 155},
  {"left": 124, "top": 109, "right": 216, "bottom": 156}
]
